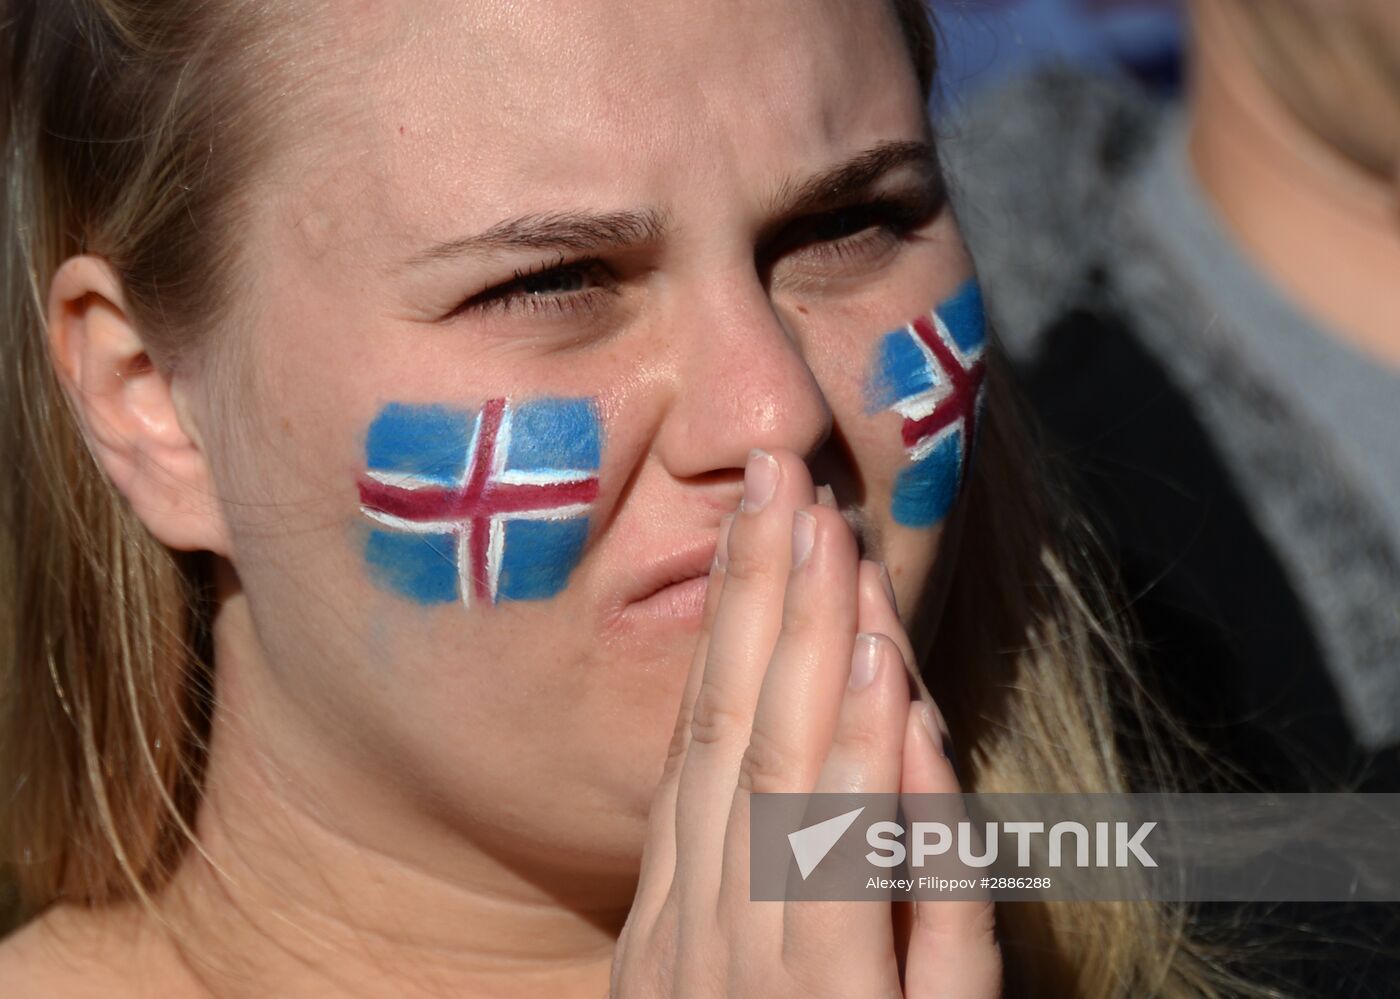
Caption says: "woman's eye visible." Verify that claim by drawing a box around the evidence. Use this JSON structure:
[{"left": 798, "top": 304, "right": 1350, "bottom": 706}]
[
  {"left": 767, "top": 196, "right": 939, "bottom": 281},
  {"left": 448, "top": 258, "right": 617, "bottom": 320},
  {"left": 808, "top": 208, "right": 885, "bottom": 243},
  {"left": 515, "top": 267, "right": 590, "bottom": 296}
]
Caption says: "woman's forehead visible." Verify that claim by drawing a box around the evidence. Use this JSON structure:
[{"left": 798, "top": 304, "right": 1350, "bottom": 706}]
[
  {"left": 271, "top": 0, "right": 924, "bottom": 258},
  {"left": 368, "top": 0, "right": 910, "bottom": 98}
]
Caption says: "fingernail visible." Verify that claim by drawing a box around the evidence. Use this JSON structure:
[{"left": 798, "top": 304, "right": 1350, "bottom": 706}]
[
  {"left": 741, "top": 449, "right": 778, "bottom": 513},
  {"left": 850, "top": 634, "right": 882, "bottom": 691},
  {"left": 791, "top": 510, "right": 815, "bottom": 569},
  {"left": 714, "top": 514, "right": 735, "bottom": 571},
  {"left": 877, "top": 561, "right": 899, "bottom": 615},
  {"left": 920, "top": 704, "right": 945, "bottom": 757},
  {"left": 815, "top": 484, "right": 837, "bottom": 509}
]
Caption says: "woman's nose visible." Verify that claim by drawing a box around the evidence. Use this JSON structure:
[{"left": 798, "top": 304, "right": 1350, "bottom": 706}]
[{"left": 654, "top": 275, "right": 832, "bottom": 480}]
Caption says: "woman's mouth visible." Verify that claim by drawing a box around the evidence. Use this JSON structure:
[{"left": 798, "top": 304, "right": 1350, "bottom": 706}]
[
  {"left": 610, "top": 541, "right": 717, "bottom": 630},
  {"left": 625, "top": 574, "right": 710, "bottom": 623}
]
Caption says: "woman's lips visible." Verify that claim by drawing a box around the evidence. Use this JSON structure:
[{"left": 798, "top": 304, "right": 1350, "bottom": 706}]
[
  {"left": 612, "top": 541, "right": 716, "bottom": 628},
  {"left": 623, "top": 574, "right": 710, "bottom": 623}
]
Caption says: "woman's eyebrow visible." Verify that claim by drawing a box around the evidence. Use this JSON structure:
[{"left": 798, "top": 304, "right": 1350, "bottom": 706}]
[
  {"left": 401, "top": 140, "right": 936, "bottom": 269},
  {"left": 405, "top": 209, "right": 669, "bottom": 267},
  {"left": 765, "top": 139, "right": 941, "bottom": 220}
]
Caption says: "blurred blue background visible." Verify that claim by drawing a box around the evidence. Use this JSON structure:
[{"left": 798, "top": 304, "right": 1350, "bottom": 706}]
[{"left": 930, "top": 0, "right": 1185, "bottom": 102}]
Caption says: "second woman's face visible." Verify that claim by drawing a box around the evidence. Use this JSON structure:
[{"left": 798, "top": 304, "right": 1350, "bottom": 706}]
[{"left": 201, "top": 0, "right": 978, "bottom": 876}]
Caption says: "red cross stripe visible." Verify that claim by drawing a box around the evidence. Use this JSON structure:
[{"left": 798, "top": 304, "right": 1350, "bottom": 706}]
[
  {"left": 357, "top": 398, "right": 600, "bottom": 604},
  {"left": 900, "top": 314, "right": 986, "bottom": 457}
]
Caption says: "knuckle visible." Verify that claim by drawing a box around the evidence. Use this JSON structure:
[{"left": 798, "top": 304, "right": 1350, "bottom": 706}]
[
  {"left": 968, "top": 899, "right": 1000, "bottom": 943},
  {"left": 919, "top": 898, "right": 1000, "bottom": 949},
  {"left": 617, "top": 898, "right": 729, "bottom": 999},
  {"left": 720, "top": 541, "right": 777, "bottom": 585},
  {"left": 731, "top": 970, "right": 801, "bottom": 999},
  {"left": 777, "top": 597, "right": 818, "bottom": 641},
  {"left": 782, "top": 944, "right": 891, "bottom": 999},
  {"left": 611, "top": 924, "right": 669, "bottom": 999},
  {"left": 737, "top": 727, "right": 798, "bottom": 793},
  {"left": 662, "top": 709, "right": 692, "bottom": 779},
  {"left": 688, "top": 688, "right": 748, "bottom": 749},
  {"left": 831, "top": 718, "right": 886, "bottom": 760}
]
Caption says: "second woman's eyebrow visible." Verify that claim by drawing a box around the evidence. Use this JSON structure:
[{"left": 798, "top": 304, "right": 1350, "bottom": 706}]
[{"left": 403, "top": 138, "right": 940, "bottom": 269}]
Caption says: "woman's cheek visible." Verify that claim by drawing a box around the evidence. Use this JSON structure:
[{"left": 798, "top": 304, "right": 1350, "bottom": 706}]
[
  {"left": 861, "top": 278, "right": 987, "bottom": 529},
  {"left": 353, "top": 394, "right": 604, "bottom": 610}
]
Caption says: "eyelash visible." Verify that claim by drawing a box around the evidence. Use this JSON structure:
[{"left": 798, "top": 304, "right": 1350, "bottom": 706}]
[
  {"left": 448, "top": 195, "right": 937, "bottom": 321},
  {"left": 773, "top": 199, "right": 930, "bottom": 270},
  {"left": 445, "top": 255, "right": 618, "bottom": 321}
]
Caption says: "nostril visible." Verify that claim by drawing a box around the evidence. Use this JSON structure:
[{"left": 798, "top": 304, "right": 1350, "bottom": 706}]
[{"left": 807, "top": 424, "right": 868, "bottom": 506}]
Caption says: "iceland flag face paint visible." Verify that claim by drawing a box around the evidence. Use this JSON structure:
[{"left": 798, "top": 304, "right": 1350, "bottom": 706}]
[
  {"left": 357, "top": 396, "right": 602, "bottom": 608},
  {"left": 865, "top": 279, "right": 987, "bottom": 528}
]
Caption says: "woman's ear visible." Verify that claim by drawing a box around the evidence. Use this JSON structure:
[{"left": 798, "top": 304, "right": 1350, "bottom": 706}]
[{"left": 46, "top": 254, "right": 232, "bottom": 555}]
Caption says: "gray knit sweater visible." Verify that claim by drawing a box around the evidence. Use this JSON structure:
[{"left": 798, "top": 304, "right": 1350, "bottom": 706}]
[{"left": 941, "top": 69, "right": 1400, "bottom": 751}]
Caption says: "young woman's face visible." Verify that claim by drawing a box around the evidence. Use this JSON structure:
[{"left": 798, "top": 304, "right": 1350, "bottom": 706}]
[{"left": 200, "top": 0, "right": 977, "bottom": 874}]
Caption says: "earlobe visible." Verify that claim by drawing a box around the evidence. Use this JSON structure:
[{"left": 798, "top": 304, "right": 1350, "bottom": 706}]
[{"left": 46, "top": 255, "right": 231, "bottom": 555}]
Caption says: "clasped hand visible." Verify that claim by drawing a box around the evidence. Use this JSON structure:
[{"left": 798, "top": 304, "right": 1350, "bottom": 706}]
[{"left": 612, "top": 448, "right": 1002, "bottom": 998}]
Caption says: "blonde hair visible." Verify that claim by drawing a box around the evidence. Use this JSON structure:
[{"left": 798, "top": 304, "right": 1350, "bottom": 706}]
[
  {"left": 1213, "top": 0, "right": 1400, "bottom": 180},
  {"left": 2, "top": 0, "right": 1239, "bottom": 994}
]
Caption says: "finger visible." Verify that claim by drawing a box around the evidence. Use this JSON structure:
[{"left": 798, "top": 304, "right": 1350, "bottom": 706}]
[
  {"left": 901, "top": 703, "right": 1002, "bottom": 998},
  {"left": 735, "top": 504, "right": 860, "bottom": 799},
  {"left": 673, "top": 448, "right": 815, "bottom": 889},
  {"left": 713, "top": 503, "right": 858, "bottom": 961},
  {"left": 780, "top": 565, "right": 911, "bottom": 961},
  {"left": 864, "top": 560, "right": 954, "bottom": 754},
  {"left": 864, "top": 561, "right": 919, "bottom": 698},
  {"left": 666, "top": 514, "right": 736, "bottom": 782},
  {"left": 632, "top": 513, "right": 735, "bottom": 916},
  {"left": 810, "top": 562, "right": 911, "bottom": 796},
  {"left": 781, "top": 627, "right": 909, "bottom": 967}
]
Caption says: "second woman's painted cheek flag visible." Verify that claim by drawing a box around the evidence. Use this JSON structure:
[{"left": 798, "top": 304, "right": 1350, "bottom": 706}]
[
  {"left": 356, "top": 396, "right": 602, "bottom": 608},
  {"left": 865, "top": 279, "right": 988, "bottom": 528}
]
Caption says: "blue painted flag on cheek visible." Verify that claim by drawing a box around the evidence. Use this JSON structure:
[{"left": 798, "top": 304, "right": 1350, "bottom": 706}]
[
  {"left": 356, "top": 396, "right": 602, "bottom": 608},
  {"left": 866, "top": 280, "right": 989, "bottom": 528}
]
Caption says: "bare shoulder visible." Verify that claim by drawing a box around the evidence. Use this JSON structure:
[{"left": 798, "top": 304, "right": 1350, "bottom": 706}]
[{"left": 0, "top": 905, "right": 176, "bottom": 998}]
